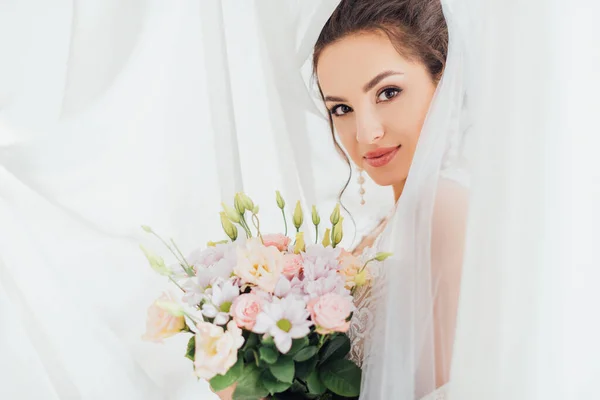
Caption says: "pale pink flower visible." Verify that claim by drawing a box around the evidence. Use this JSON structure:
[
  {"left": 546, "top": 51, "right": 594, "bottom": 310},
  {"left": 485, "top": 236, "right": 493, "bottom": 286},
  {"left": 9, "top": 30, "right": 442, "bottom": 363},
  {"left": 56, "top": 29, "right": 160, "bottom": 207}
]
[
  {"left": 338, "top": 250, "right": 370, "bottom": 290},
  {"left": 252, "top": 296, "right": 312, "bottom": 353},
  {"left": 230, "top": 293, "right": 263, "bottom": 330},
  {"left": 142, "top": 293, "right": 186, "bottom": 343},
  {"left": 282, "top": 254, "right": 304, "bottom": 279},
  {"left": 194, "top": 321, "right": 244, "bottom": 380},
  {"left": 235, "top": 238, "right": 283, "bottom": 292},
  {"left": 307, "top": 293, "right": 355, "bottom": 335},
  {"left": 273, "top": 276, "right": 304, "bottom": 299},
  {"left": 262, "top": 234, "right": 291, "bottom": 252},
  {"left": 302, "top": 273, "right": 348, "bottom": 300},
  {"left": 303, "top": 245, "right": 341, "bottom": 272}
]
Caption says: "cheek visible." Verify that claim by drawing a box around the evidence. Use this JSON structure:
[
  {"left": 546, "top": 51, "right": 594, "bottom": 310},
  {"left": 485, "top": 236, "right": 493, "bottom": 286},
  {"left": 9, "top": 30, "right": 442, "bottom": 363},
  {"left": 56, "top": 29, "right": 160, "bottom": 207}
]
[{"left": 333, "top": 121, "right": 362, "bottom": 165}]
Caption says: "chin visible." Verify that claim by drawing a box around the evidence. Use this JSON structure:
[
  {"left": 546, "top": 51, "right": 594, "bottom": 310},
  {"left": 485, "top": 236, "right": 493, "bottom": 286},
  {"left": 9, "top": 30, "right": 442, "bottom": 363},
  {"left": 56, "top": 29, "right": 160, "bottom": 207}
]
[{"left": 367, "top": 171, "right": 404, "bottom": 188}]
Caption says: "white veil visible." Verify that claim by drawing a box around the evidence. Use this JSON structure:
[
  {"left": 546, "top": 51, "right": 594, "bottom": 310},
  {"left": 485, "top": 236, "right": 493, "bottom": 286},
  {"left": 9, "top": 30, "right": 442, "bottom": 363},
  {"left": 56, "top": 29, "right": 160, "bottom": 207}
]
[
  {"left": 358, "top": 0, "right": 471, "bottom": 398},
  {"left": 297, "top": 0, "right": 474, "bottom": 398}
]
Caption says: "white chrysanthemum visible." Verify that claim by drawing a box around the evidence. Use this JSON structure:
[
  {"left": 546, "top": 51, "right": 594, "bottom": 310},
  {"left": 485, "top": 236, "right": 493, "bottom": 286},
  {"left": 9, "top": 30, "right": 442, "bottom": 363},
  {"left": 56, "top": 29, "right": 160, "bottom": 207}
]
[
  {"left": 201, "top": 278, "right": 240, "bottom": 325},
  {"left": 252, "top": 296, "right": 312, "bottom": 354}
]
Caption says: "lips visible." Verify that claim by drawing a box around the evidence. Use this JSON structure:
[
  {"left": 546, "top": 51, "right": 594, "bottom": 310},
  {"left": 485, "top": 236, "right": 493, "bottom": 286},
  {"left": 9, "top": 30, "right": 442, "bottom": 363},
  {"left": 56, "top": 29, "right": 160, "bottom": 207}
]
[{"left": 363, "top": 146, "right": 400, "bottom": 168}]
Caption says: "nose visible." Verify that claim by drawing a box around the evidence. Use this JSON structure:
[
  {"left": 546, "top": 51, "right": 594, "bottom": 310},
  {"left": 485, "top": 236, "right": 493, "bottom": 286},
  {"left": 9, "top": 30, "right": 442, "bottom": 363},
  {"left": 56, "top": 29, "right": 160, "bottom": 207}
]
[{"left": 355, "top": 109, "right": 384, "bottom": 144}]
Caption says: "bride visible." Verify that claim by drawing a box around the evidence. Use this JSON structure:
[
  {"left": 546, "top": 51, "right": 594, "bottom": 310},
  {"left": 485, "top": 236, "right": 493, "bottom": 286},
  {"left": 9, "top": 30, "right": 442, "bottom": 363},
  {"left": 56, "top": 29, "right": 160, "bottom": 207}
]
[
  {"left": 313, "top": 0, "right": 468, "bottom": 398},
  {"left": 216, "top": 0, "right": 470, "bottom": 399}
]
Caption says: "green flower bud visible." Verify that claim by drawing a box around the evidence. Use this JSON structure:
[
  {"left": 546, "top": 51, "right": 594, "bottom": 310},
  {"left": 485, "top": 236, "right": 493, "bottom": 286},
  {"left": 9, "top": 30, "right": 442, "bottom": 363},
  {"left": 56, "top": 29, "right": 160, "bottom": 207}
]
[
  {"left": 207, "top": 240, "right": 229, "bottom": 247},
  {"left": 155, "top": 299, "right": 185, "bottom": 317},
  {"left": 331, "top": 217, "right": 344, "bottom": 247},
  {"left": 293, "top": 201, "right": 304, "bottom": 230},
  {"left": 294, "top": 232, "right": 306, "bottom": 254},
  {"left": 321, "top": 228, "right": 332, "bottom": 247},
  {"left": 234, "top": 193, "right": 245, "bottom": 214},
  {"left": 241, "top": 193, "right": 255, "bottom": 212},
  {"left": 311, "top": 205, "right": 320, "bottom": 226},
  {"left": 140, "top": 245, "right": 171, "bottom": 276},
  {"left": 141, "top": 225, "right": 153, "bottom": 233},
  {"left": 252, "top": 205, "right": 259, "bottom": 215},
  {"left": 276, "top": 191, "right": 286, "bottom": 209},
  {"left": 374, "top": 252, "right": 393, "bottom": 262},
  {"left": 330, "top": 204, "right": 341, "bottom": 226},
  {"left": 221, "top": 202, "right": 241, "bottom": 223},
  {"left": 220, "top": 212, "right": 238, "bottom": 241}
]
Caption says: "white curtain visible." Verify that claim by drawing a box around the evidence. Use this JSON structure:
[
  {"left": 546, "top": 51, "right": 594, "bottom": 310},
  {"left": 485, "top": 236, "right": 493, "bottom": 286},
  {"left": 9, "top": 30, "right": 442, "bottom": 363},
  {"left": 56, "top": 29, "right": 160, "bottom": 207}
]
[
  {"left": 0, "top": 1, "right": 386, "bottom": 399},
  {"left": 450, "top": 0, "right": 600, "bottom": 399}
]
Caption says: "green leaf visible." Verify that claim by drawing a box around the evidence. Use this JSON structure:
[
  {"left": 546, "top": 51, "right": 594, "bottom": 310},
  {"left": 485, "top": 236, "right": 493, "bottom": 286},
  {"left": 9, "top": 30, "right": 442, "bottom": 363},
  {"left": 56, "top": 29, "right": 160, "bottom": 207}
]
[
  {"left": 259, "top": 346, "right": 279, "bottom": 364},
  {"left": 295, "top": 356, "right": 318, "bottom": 380},
  {"left": 286, "top": 336, "right": 309, "bottom": 356},
  {"left": 268, "top": 356, "right": 295, "bottom": 383},
  {"left": 261, "top": 370, "right": 292, "bottom": 395},
  {"left": 288, "top": 381, "right": 308, "bottom": 394},
  {"left": 319, "top": 335, "right": 350, "bottom": 364},
  {"left": 306, "top": 369, "right": 326, "bottom": 395},
  {"left": 209, "top": 356, "right": 244, "bottom": 392},
  {"left": 261, "top": 335, "right": 275, "bottom": 347},
  {"left": 242, "top": 332, "right": 259, "bottom": 351},
  {"left": 319, "top": 359, "right": 362, "bottom": 397},
  {"left": 293, "top": 345, "right": 318, "bottom": 362},
  {"left": 185, "top": 336, "right": 195, "bottom": 362},
  {"left": 232, "top": 364, "right": 269, "bottom": 400}
]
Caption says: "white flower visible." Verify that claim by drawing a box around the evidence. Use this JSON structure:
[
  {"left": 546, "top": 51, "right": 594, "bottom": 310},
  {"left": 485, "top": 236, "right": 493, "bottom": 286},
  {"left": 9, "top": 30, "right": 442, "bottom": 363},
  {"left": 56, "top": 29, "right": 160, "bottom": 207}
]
[
  {"left": 252, "top": 296, "right": 312, "bottom": 354},
  {"left": 194, "top": 320, "right": 244, "bottom": 380},
  {"left": 201, "top": 278, "right": 240, "bottom": 325},
  {"left": 235, "top": 238, "right": 283, "bottom": 292},
  {"left": 190, "top": 243, "right": 237, "bottom": 279}
]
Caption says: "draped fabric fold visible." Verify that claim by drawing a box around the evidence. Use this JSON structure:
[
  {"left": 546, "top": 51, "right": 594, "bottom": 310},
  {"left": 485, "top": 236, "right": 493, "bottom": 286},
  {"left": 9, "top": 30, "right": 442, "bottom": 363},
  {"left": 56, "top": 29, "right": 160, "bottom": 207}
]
[{"left": 0, "top": 1, "right": 362, "bottom": 398}]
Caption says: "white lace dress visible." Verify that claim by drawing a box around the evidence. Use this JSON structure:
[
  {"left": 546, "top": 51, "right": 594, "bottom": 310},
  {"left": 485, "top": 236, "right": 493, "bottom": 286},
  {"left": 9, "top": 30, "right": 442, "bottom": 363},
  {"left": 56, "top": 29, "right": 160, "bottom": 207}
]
[
  {"left": 347, "top": 280, "right": 449, "bottom": 400},
  {"left": 347, "top": 216, "right": 449, "bottom": 400}
]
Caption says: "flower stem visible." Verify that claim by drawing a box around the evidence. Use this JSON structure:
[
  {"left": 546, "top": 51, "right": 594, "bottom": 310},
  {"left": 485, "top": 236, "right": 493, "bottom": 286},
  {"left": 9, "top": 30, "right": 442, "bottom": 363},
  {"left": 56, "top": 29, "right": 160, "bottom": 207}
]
[
  {"left": 318, "top": 334, "right": 327, "bottom": 349},
  {"left": 315, "top": 225, "right": 319, "bottom": 244},
  {"left": 169, "top": 276, "right": 186, "bottom": 293},
  {"left": 281, "top": 209, "right": 288, "bottom": 236},
  {"left": 252, "top": 214, "right": 263, "bottom": 243},
  {"left": 151, "top": 231, "right": 194, "bottom": 276},
  {"left": 171, "top": 238, "right": 195, "bottom": 276},
  {"left": 239, "top": 215, "right": 252, "bottom": 238},
  {"left": 252, "top": 349, "right": 260, "bottom": 367}
]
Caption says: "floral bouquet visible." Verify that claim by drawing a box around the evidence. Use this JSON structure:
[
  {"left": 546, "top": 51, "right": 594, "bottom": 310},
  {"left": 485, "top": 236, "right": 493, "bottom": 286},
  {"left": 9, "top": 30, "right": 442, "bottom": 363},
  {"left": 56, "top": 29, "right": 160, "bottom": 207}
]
[{"left": 140, "top": 192, "right": 391, "bottom": 400}]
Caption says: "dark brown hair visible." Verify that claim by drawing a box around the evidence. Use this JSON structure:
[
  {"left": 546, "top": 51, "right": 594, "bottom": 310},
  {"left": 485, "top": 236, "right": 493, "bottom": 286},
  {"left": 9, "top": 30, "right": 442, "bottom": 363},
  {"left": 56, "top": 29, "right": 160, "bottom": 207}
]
[{"left": 313, "top": 0, "right": 448, "bottom": 201}]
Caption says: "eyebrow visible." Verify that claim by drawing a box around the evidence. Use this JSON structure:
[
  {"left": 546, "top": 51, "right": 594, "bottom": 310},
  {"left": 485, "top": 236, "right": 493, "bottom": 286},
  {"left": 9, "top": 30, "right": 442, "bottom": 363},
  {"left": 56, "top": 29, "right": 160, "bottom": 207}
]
[
  {"left": 323, "top": 70, "right": 404, "bottom": 103},
  {"left": 362, "top": 70, "right": 403, "bottom": 92}
]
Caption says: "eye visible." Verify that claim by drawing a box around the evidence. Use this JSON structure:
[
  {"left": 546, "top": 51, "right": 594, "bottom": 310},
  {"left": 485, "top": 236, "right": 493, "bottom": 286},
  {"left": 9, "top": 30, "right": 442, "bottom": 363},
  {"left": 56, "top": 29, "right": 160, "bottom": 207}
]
[
  {"left": 330, "top": 104, "right": 353, "bottom": 117},
  {"left": 377, "top": 87, "right": 401, "bottom": 102}
]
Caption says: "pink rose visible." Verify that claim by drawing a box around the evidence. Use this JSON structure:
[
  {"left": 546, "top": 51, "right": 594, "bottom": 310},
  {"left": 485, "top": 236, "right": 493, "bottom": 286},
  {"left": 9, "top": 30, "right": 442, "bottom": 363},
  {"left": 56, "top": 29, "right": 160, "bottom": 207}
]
[
  {"left": 282, "top": 254, "right": 303, "bottom": 279},
  {"left": 230, "top": 293, "right": 263, "bottom": 330},
  {"left": 307, "top": 293, "right": 355, "bottom": 335},
  {"left": 262, "top": 234, "right": 291, "bottom": 252}
]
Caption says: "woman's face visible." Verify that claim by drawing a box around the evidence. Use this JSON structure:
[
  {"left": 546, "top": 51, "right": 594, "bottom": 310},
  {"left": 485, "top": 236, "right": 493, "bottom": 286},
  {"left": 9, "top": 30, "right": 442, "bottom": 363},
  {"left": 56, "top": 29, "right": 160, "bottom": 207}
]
[{"left": 317, "top": 31, "right": 437, "bottom": 193}]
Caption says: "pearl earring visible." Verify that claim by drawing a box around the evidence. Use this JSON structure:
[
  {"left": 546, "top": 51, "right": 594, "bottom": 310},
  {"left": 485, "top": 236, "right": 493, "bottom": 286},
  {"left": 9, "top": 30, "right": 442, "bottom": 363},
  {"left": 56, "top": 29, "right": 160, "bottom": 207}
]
[{"left": 357, "top": 167, "right": 366, "bottom": 205}]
